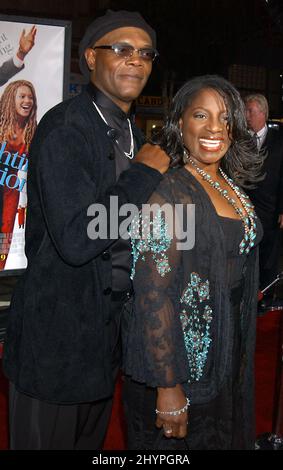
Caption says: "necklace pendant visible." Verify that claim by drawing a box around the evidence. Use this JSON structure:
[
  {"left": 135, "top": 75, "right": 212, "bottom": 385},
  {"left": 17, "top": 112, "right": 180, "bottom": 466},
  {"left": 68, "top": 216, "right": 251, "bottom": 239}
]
[
  {"left": 124, "top": 150, "right": 134, "bottom": 159},
  {"left": 93, "top": 101, "right": 134, "bottom": 160}
]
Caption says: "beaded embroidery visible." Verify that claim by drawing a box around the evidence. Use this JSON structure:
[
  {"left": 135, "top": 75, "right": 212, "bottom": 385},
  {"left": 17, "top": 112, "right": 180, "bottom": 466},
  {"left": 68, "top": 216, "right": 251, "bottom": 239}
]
[
  {"left": 180, "top": 272, "right": 213, "bottom": 382},
  {"left": 130, "top": 210, "right": 172, "bottom": 280}
]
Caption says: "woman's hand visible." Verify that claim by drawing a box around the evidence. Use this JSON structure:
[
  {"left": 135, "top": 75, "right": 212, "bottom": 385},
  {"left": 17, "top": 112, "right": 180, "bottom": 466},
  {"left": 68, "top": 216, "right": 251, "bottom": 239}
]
[{"left": 156, "top": 384, "right": 188, "bottom": 439}]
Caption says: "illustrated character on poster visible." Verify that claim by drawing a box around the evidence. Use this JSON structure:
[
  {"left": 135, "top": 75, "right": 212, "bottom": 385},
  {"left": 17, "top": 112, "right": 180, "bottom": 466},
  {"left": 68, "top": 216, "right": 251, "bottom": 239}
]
[{"left": 0, "top": 79, "right": 37, "bottom": 269}]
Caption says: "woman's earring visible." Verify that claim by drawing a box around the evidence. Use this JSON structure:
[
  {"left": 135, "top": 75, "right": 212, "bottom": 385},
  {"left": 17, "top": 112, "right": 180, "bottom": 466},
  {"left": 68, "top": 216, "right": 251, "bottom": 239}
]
[
  {"left": 183, "top": 147, "right": 189, "bottom": 161},
  {"left": 180, "top": 129, "right": 189, "bottom": 162}
]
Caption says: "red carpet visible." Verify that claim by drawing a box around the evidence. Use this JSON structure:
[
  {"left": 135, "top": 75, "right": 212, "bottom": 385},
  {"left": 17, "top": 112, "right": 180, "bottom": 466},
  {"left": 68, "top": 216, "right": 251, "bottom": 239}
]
[
  {"left": 0, "top": 310, "right": 282, "bottom": 450},
  {"left": 103, "top": 375, "right": 126, "bottom": 450},
  {"left": 255, "top": 310, "right": 282, "bottom": 435}
]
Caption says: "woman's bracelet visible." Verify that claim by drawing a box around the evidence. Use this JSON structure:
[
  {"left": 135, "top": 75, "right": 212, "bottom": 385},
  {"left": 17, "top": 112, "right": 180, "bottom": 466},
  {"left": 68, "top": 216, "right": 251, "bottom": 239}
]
[{"left": 155, "top": 397, "right": 190, "bottom": 416}]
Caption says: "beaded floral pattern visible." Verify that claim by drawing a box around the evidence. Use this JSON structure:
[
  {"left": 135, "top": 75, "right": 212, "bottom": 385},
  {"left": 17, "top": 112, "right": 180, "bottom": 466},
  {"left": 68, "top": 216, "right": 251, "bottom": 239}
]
[
  {"left": 129, "top": 210, "right": 172, "bottom": 280},
  {"left": 180, "top": 272, "right": 213, "bottom": 382}
]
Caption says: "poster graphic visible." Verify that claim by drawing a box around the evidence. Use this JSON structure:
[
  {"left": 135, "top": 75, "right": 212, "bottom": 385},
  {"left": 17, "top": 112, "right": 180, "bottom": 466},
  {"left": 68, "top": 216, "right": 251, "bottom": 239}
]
[{"left": 0, "top": 15, "right": 71, "bottom": 273}]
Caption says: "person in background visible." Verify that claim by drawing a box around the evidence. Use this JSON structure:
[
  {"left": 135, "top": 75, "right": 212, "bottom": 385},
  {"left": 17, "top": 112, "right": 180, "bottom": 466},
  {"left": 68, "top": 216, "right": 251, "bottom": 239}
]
[
  {"left": 0, "top": 79, "right": 37, "bottom": 269},
  {"left": 3, "top": 10, "right": 169, "bottom": 450},
  {"left": 245, "top": 94, "right": 283, "bottom": 307},
  {"left": 0, "top": 26, "right": 37, "bottom": 87},
  {"left": 123, "top": 75, "right": 263, "bottom": 450}
]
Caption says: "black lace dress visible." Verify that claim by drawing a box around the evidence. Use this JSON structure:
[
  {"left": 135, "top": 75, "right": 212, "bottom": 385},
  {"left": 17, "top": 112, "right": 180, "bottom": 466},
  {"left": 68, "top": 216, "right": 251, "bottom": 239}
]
[
  {"left": 184, "top": 216, "right": 250, "bottom": 450},
  {"left": 123, "top": 167, "right": 262, "bottom": 450}
]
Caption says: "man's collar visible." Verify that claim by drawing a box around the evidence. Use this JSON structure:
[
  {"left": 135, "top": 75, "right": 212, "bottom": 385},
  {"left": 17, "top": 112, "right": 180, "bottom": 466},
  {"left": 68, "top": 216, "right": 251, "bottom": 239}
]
[
  {"left": 86, "top": 83, "right": 131, "bottom": 121},
  {"left": 256, "top": 124, "right": 268, "bottom": 139},
  {"left": 248, "top": 124, "right": 267, "bottom": 138}
]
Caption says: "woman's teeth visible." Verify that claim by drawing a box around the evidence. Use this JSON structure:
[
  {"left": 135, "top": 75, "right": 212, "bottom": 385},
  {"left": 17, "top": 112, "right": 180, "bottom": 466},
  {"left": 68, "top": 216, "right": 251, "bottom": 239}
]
[{"left": 199, "top": 138, "right": 222, "bottom": 148}]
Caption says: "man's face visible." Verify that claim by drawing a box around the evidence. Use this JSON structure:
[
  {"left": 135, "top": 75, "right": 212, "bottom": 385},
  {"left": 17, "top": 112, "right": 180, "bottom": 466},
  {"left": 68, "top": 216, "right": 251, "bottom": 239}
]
[
  {"left": 85, "top": 27, "right": 153, "bottom": 112},
  {"left": 245, "top": 100, "right": 266, "bottom": 133}
]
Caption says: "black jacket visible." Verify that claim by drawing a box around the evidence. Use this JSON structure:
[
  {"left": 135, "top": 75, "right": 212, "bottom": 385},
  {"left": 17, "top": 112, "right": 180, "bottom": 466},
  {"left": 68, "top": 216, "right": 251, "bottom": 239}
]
[
  {"left": 248, "top": 127, "right": 283, "bottom": 227},
  {"left": 0, "top": 57, "right": 23, "bottom": 87},
  {"left": 3, "top": 90, "right": 162, "bottom": 403}
]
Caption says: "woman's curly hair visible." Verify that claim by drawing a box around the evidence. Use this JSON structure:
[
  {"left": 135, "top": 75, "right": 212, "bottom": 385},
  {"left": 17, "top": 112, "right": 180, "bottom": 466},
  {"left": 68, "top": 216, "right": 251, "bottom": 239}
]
[{"left": 0, "top": 80, "right": 37, "bottom": 150}]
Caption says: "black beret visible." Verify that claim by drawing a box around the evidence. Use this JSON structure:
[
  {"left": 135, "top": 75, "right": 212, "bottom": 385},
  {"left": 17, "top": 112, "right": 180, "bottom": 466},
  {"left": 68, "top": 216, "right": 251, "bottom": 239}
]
[{"left": 79, "top": 9, "right": 156, "bottom": 79}]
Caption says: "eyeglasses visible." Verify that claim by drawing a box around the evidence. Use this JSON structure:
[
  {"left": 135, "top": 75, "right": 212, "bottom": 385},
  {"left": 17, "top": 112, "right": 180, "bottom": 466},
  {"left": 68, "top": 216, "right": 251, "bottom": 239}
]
[{"left": 92, "top": 43, "right": 159, "bottom": 62}]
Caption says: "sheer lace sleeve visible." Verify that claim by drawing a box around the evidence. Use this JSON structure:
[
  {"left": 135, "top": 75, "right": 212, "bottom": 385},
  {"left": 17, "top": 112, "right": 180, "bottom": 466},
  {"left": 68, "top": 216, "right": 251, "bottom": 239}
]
[{"left": 123, "top": 188, "right": 190, "bottom": 387}]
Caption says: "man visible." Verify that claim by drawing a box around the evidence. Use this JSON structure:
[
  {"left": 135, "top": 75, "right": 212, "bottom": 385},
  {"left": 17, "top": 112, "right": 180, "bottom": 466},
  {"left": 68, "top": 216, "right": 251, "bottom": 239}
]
[
  {"left": 0, "top": 25, "right": 36, "bottom": 86},
  {"left": 3, "top": 10, "right": 169, "bottom": 449},
  {"left": 245, "top": 94, "right": 283, "bottom": 305}
]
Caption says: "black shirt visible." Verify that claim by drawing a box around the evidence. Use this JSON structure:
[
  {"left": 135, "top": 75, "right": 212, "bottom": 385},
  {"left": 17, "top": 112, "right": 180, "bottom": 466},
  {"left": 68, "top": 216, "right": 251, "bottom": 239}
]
[{"left": 87, "top": 83, "right": 134, "bottom": 292}]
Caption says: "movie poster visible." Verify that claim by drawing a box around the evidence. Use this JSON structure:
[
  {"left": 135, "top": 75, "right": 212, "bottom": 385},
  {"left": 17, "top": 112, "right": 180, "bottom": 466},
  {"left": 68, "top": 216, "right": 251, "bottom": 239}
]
[{"left": 0, "top": 15, "right": 71, "bottom": 273}]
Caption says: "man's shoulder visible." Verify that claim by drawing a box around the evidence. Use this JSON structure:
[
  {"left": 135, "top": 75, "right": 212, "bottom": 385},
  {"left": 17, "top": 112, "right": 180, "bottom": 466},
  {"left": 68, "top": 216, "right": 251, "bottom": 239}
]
[
  {"left": 34, "top": 91, "right": 102, "bottom": 143},
  {"left": 264, "top": 126, "right": 283, "bottom": 158},
  {"left": 40, "top": 91, "right": 95, "bottom": 126},
  {"left": 266, "top": 126, "right": 283, "bottom": 143}
]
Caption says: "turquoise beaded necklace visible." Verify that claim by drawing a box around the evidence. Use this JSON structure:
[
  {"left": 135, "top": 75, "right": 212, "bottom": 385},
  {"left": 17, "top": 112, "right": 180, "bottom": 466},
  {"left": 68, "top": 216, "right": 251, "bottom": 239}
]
[{"left": 188, "top": 156, "right": 257, "bottom": 255}]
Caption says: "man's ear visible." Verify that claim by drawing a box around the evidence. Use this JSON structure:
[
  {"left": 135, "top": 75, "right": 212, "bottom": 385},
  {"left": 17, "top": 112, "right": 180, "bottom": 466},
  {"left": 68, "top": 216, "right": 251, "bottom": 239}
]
[{"left": 84, "top": 48, "right": 96, "bottom": 71}]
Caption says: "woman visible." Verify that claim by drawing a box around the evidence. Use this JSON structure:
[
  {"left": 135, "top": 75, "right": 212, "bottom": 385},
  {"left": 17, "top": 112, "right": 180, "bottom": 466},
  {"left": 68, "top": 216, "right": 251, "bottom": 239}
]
[
  {"left": 123, "top": 75, "right": 263, "bottom": 450},
  {"left": 0, "top": 80, "right": 37, "bottom": 269}
]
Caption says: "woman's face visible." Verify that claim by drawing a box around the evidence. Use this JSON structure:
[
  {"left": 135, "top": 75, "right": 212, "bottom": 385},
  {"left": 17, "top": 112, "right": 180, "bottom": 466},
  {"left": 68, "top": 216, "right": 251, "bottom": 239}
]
[
  {"left": 179, "top": 87, "right": 231, "bottom": 165},
  {"left": 15, "top": 85, "right": 34, "bottom": 119}
]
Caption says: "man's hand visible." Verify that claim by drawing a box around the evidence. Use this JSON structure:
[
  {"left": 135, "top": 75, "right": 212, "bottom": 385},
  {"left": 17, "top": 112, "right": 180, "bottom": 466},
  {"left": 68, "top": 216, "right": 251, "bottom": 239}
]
[
  {"left": 155, "top": 384, "right": 188, "bottom": 439},
  {"left": 134, "top": 143, "right": 170, "bottom": 175},
  {"left": 278, "top": 214, "right": 283, "bottom": 229},
  {"left": 17, "top": 25, "right": 37, "bottom": 60}
]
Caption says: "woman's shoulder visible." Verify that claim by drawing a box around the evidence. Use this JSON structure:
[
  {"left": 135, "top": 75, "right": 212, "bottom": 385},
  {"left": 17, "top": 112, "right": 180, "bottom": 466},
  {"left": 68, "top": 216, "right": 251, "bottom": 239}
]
[
  {"left": 153, "top": 167, "right": 196, "bottom": 203},
  {"left": 164, "top": 166, "right": 198, "bottom": 185}
]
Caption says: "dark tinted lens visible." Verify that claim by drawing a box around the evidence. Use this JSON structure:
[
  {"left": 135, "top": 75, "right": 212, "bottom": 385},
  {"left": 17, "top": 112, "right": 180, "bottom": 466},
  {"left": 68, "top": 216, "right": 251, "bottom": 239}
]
[{"left": 139, "top": 48, "right": 157, "bottom": 61}]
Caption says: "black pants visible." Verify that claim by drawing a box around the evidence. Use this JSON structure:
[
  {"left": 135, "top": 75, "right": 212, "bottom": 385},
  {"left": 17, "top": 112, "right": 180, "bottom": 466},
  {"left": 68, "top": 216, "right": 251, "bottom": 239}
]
[
  {"left": 9, "top": 294, "right": 128, "bottom": 450},
  {"left": 9, "top": 382, "right": 115, "bottom": 450}
]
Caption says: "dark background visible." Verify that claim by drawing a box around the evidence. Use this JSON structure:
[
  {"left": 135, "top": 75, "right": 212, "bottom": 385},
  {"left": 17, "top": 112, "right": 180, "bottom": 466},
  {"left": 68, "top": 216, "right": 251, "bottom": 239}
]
[{"left": 1, "top": 0, "right": 283, "bottom": 116}]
